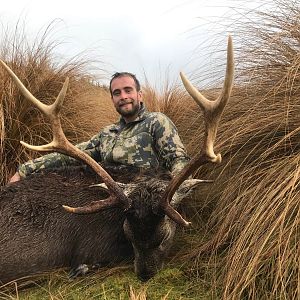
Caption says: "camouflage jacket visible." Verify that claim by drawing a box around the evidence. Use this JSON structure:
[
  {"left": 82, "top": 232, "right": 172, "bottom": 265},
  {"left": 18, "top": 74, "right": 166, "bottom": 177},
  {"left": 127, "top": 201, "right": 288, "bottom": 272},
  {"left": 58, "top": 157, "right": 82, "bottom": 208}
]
[{"left": 18, "top": 104, "right": 190, "bottom": 177}]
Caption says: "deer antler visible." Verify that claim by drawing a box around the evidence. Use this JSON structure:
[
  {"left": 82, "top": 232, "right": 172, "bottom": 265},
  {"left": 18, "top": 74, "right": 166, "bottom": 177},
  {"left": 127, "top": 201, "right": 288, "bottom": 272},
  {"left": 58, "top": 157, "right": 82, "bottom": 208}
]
[
  {"left": 0, "top": 60, "right": 130, "bottom": 211},
  {"left": 161, "top": 35, "right": 234, "bottom": 227}
]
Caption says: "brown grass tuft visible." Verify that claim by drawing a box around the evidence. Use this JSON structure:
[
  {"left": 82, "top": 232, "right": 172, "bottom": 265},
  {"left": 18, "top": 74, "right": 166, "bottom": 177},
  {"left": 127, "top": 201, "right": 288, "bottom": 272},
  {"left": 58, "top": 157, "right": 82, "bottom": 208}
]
[
  {"left": 185, "top": 0, "right": 300, "bottom": 298},
  {"left": 0, "top": 21, "right": 116, "bottom": 186}
]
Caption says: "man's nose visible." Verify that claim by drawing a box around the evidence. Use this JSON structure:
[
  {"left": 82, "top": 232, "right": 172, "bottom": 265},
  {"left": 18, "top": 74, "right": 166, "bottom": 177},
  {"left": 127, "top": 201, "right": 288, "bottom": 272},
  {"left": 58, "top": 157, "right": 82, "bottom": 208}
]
[{"left": 120, "top": 90, "right": 128, "bottom": 99}]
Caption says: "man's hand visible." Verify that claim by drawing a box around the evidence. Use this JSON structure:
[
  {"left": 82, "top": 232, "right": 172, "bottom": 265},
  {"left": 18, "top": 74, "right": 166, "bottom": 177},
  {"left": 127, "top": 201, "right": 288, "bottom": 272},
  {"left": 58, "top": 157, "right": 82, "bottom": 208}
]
[{"left": 9, "top": 172, "right": 21, "bottom": 183}]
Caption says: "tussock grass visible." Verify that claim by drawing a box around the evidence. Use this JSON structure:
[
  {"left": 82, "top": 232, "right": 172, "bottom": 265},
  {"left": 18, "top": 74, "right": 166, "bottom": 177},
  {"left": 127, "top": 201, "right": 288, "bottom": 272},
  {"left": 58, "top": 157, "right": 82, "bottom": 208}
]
[
  {"left": 0, "top": 21, "right": 116, "bottom": 186},
  {"left": 185, "top": 0, "right": 300, "bottom": 299}
]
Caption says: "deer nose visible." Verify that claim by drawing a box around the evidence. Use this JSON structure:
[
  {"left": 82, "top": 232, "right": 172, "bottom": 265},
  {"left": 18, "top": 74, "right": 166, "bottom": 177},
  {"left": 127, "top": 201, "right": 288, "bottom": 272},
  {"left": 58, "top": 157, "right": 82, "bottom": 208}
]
[{"left": 138, "top": 272, "right": 153, "bottom": 282}]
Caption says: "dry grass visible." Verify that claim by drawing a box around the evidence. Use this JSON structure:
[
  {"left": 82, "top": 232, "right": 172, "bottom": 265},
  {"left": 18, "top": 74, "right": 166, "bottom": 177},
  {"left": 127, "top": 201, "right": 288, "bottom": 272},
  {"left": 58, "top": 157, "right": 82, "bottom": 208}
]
[
  {"left": 183, "top": 1, "right": 300, "bottom": 299},
  {"left": 1, "top": 1, "right": 300, "bottom": 298},
  {"left": 0, "top": 21, "right": 116, "bottom": 186}
]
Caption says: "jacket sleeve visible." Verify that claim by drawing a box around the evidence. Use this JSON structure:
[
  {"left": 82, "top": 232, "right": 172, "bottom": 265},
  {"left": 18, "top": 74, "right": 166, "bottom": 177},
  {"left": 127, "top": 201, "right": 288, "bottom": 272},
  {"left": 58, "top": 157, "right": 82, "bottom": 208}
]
[
  {"left": 152, "top": 113, "right": 190, "bottom": 175},
  {"left": 18, "top": 133, "right": 102, "bottom": 178}
]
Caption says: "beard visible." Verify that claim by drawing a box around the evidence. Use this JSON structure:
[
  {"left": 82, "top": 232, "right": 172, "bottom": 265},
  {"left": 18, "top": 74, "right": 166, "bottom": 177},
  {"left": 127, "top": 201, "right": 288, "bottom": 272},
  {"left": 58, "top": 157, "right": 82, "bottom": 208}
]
[{"left": 116, "top": 100, "right": 140, "bottom": 118}]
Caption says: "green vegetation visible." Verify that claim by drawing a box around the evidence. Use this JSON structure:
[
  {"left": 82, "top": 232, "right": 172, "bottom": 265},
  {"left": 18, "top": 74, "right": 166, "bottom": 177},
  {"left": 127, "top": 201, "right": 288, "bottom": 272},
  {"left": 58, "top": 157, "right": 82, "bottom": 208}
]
[
  {"left": 0, "top": 263, "right": 213, "bottom": 299},
  {"left": 1, "top": 0, "right": 300, "bottom": 299}
]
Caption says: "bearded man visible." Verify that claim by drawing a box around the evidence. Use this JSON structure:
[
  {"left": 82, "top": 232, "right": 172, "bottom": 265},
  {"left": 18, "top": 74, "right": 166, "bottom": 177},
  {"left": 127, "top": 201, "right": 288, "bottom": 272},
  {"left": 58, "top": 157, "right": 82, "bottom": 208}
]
[{"left": 10, "top": 72, "right": 189, "bottom": 182}]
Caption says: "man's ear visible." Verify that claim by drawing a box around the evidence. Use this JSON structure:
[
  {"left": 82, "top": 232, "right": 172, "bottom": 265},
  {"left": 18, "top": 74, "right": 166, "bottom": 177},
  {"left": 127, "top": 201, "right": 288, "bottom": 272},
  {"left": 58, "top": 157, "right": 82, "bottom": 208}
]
[{"left": 138, "top": 90, "right": 142, "bottom": 99}]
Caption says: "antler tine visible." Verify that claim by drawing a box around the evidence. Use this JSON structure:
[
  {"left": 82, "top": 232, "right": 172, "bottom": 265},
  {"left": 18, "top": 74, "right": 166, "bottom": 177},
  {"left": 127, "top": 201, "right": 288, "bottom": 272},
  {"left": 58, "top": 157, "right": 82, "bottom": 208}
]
[
  {"left": 0, "top": 60, "right": 50, "bottom": 114},
  {"left": 62, "top": 196, "right": 119, "bottom": 214},
  {"left": 20, "top": 77, "right": 70, "bottom": 153},
  {"left": 180, "top": 35, "right": 234, "bottom": 162},
  {"left": 0, "top": 59, "right": 130, "bottom": 210},
  {"left": 160, "top": 36, "right": 234, "bottom": 227}
]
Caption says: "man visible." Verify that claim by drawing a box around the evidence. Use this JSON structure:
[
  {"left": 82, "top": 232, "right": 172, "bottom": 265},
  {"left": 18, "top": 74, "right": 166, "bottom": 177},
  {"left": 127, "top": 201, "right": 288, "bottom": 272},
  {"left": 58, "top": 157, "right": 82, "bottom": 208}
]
[{"left": 9, "top": 72, "right": 189, "bottom": 183}]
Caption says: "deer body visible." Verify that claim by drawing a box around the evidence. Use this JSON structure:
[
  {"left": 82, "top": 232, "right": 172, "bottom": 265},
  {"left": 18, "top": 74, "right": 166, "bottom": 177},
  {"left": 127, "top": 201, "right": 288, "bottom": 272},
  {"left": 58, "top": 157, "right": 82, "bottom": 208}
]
[
  {"left": 0, "top": 168, "right": 130, "bottom": 283},
  {"left": 0, "top": 166, "right": 182, "bottom": 283}
]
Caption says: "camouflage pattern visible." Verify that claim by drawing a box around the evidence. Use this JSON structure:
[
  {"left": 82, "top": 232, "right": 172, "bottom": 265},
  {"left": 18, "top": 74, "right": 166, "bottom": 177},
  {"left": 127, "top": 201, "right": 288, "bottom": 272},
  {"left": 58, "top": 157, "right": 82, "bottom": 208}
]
[{"left": 18, "top": 104, "right": 190, "bottom": 177}]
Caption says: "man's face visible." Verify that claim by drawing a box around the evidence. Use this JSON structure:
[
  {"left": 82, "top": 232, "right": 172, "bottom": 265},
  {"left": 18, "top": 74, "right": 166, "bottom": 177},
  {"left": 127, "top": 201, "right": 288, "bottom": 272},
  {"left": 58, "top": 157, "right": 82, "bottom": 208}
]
[{"left": 111, "top": 76, "right": 142, "bottom": 122}]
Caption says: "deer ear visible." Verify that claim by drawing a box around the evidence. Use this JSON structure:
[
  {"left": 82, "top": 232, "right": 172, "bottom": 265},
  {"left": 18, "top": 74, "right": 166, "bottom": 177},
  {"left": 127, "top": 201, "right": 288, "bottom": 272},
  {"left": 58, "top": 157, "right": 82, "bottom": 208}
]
[
  {"left": 91, "top": 182, "right": 138, "bottom": 197},
  {"left": 89, "top": 183, "right": 109, "bottom": 191},
  {"left": 171, "top": 179, "right": 213, "bottom": 206}
]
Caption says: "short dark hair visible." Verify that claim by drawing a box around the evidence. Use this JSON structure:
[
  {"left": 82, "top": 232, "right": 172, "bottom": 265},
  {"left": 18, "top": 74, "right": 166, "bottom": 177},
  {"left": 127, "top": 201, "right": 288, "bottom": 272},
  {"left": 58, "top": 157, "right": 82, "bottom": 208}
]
[{"left": 109, "top": 72, "right": 141, "bottom": 96}]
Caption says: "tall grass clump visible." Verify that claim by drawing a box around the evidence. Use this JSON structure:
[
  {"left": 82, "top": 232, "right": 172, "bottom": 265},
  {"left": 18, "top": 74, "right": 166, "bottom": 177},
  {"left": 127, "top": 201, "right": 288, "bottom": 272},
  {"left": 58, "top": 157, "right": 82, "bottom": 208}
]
[
  {"left": 186, "top": 1, "right": 300, "bottom": 298},
  {"left": 0, "top": 21, "right": 116, "bottom": 186}
]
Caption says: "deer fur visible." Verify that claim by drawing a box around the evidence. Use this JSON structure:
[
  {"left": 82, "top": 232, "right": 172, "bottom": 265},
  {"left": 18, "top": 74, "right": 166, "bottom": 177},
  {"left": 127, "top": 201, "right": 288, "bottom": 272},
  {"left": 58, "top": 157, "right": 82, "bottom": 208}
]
[{"left": 0, "top": 165, "right": 196, "bottom": 283}]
